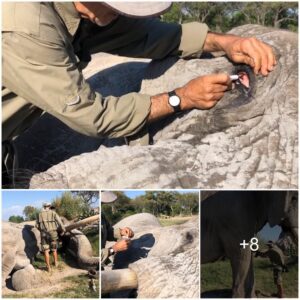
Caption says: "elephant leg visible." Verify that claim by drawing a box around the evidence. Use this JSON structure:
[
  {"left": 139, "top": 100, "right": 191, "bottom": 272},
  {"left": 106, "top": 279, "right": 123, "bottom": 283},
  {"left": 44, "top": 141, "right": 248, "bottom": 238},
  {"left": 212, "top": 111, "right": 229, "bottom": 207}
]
[
  {"left": 229, "top": 248, "right": 255, "bottom": 298},
  {"left": 2, "top": 252, "right": 16, "bottom": 287}
]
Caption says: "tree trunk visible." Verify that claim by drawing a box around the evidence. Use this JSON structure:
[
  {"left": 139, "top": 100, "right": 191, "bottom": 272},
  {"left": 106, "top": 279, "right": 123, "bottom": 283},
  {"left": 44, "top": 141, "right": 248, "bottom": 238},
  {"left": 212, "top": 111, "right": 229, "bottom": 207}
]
[{"left": 65, "top": 215, "right": 99, "bottom": 232}]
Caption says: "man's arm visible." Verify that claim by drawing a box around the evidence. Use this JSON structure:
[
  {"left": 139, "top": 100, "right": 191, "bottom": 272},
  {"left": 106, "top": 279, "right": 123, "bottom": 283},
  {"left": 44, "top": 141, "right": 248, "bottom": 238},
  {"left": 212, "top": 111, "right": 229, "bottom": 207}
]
[
  {"left": 54, "top": 212, "right": 66, "bottom": 232},
  {"left": 3, "top": 32, "right": 151, "bottom": 139}
]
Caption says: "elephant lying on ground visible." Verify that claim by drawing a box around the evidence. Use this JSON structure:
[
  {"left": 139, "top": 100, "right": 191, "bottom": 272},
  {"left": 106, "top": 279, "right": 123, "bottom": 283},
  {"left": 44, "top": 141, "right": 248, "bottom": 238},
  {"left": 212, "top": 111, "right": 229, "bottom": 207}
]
[
  {"left": 2, "top": 216, "right": 99, "bottom": 291},
  {"left": 201, "top": 191, "right": 298, "bottom": 298},
  {"left": 102, "top": 213, "right": 199, "bottom": 298},
  {"left": 15, "top": 24, "right": 297, "bottom": 189}
]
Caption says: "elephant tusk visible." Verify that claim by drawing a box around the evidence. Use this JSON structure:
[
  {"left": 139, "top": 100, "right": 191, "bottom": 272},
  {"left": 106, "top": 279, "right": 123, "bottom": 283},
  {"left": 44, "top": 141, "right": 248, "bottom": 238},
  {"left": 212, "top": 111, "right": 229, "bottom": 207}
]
[{"left": 101, "top": 269, "right": 138, "bottom": 294}]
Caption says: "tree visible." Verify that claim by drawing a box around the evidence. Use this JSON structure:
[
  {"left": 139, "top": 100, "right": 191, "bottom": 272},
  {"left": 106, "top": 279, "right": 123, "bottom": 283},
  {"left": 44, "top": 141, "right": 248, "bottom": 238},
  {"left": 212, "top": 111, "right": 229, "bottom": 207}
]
[
  {"left": 23, "top": 206, "right": 40, "bottom": 221},
  {"left": 71, "top": 191, "right": 99, "bottom": 206},
  {"left": 9, "top": 215, "right": 24, "bottom": 223},
  {"left": 52, "top": 191, "right": 90, "bottom": 220}
]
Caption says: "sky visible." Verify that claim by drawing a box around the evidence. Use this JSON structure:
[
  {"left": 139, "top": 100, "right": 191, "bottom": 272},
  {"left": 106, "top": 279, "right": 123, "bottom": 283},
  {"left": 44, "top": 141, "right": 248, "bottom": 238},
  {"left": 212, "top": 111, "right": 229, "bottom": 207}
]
[{"left": 2, "top": 191, "right": 99, "bottom": 221}]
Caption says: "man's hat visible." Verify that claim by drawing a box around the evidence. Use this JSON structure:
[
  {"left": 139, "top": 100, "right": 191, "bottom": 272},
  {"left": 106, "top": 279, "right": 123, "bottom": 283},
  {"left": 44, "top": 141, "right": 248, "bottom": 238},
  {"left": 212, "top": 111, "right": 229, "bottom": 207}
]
[
  {"left": 101, "top": 191, "right": 118, "bottom": 203},
  {"left": 43, "top": 202, "right": 51, "bottom": 207},
  {"left": 266, "top": 240, "right": 274, "bottom": 246},
  {"left": 103, "top": 2, "right": 172, "bottom": 18}
]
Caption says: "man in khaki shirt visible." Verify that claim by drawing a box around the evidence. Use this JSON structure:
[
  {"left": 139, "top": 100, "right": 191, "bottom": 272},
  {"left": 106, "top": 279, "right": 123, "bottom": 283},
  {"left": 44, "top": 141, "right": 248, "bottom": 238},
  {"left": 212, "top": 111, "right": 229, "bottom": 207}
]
[
  {"left": 36, "top": 202, "right": 66, "bottom": 272},
  {"left": 2, "top": 2, "right": 276, "bottom": 184}
]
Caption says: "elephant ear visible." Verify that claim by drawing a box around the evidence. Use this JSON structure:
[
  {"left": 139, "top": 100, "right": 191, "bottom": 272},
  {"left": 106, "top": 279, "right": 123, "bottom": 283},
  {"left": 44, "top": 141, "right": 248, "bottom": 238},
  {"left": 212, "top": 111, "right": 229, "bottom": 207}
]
[{"left": 267, "top": 191, "right": 288, "bottom": 227}]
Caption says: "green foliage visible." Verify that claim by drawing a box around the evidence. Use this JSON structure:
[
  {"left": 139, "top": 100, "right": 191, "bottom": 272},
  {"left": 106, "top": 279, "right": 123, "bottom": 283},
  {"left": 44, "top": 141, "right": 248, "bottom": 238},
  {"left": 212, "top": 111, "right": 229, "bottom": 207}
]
[
  {"left": 23, "top": 205, "right": 40, "bottom": 221},
  {"left": 52, "top": 191, "right": 91, "bottom": 220},
  {"left": 52, "top": 275, "right": 99, "bottom": 298},
  {"left": 102, "top": 191, "right": 199, "bottom": 224},
  {"left": 163, "top": 2, "right": 298, "bottom": 32},
  {"left": 8, "top": 215, "right": 24, "bottom": 223}
]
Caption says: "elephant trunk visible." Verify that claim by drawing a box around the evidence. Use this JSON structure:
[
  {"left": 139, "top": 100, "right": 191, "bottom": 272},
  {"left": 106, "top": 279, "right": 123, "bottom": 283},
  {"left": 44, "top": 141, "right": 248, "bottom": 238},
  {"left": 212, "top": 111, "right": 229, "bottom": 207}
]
[
  {"left": 101, "top": 269, "right": 138, "bottom": 294},
  {"left": 67, "top": 229, "right": 99, "bottom": 269}
]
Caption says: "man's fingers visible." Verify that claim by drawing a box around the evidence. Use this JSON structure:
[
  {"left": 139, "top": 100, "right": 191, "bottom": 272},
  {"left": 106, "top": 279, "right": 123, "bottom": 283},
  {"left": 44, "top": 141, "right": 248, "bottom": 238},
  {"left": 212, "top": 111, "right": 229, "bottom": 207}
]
[{"left": 262, "top": 43, "right": 277, "bottom": 71}]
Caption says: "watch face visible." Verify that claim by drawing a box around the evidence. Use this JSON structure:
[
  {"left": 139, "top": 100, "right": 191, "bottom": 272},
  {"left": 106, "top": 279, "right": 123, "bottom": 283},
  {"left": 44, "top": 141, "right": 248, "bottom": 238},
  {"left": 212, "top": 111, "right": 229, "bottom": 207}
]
[{"left": 169, "top": 95, "right": 180, "bottom": 107}]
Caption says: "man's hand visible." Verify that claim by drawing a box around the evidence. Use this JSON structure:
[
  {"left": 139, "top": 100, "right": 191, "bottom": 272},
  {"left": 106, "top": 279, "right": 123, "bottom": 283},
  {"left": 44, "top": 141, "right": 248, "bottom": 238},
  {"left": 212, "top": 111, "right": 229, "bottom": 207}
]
[
  {"left": 204, "top": 32, "right": 276, "bottom": 76},
  {"left": 149, "top": 73, "right": 232, "bottom": 122},
  {"left": 176, "top": 73, "right": 232, "bottom": 110},
  {"left": 120, "top": 227, "right": 134, "bottom": 238},
  {"left": 112, "top": 239, "right": 131, "bottom": 253}
]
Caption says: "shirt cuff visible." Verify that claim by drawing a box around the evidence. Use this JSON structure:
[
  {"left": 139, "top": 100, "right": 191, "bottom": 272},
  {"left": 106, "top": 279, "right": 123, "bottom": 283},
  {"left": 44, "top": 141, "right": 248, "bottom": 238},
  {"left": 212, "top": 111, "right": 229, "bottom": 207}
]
[
  {"left": 179, "top": 22, "right": 209, "bottom": 58},
  {"left": 114, "top": 228, "right": 122, "bottom": 240}
]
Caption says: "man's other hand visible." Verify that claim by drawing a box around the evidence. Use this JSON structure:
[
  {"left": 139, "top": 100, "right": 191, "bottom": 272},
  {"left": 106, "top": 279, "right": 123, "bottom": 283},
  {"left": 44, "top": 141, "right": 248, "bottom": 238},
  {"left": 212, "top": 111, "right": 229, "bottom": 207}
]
[
  {"left": 176, "top": 73, "right": 232, "bottom": 110},
  {"left": 120, "top": 227, "right": 134, "bottom": 238},
  {"left": 204, "top": 32, "right": 276, "bottom": 76},
  {"left": 112, "top": 239, "right": 131, "bottom": 252},
  {"left": 225, "top": 37, "right": 276, "bottom": 76}
]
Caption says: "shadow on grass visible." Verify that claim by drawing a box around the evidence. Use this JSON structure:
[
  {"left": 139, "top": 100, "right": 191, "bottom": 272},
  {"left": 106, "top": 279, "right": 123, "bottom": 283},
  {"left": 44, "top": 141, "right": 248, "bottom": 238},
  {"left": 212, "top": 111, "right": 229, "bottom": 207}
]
[{"left": 201, "top": 289, "right": 232, "bottom": 298}]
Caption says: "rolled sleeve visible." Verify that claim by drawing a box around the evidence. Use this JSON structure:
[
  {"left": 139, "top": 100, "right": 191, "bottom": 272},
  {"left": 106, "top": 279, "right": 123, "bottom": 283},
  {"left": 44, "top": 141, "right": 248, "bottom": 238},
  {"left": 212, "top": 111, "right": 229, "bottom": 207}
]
[
  {"left": 179, "top": 22, "right": 209, "bottom": 58},
  {"left": 101, "top": 248, "right": 110, "bottom": 265},
  {"left": 113, "top": 228, "right": 122, "bottom": 240},
  {"left": 2, "top": 32, "right": 151, "bottom": 139}
]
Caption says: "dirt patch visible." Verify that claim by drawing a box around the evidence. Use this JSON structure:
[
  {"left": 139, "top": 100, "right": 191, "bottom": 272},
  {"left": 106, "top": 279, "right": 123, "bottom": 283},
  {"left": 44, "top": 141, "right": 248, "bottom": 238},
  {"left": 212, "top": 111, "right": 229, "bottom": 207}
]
[{"left": 3, "top": 265, "right": 87, "bottom": 298}]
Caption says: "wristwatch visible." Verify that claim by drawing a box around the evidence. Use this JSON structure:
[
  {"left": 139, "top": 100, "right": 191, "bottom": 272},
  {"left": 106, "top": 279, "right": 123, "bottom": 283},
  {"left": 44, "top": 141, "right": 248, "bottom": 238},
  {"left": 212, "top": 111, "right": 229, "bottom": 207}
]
[
  {"left": 109, "top": 247, "right": 115, "bottom": 255},
  {"left": 168, "top": 90, "right": 181, "bottom": 112}
]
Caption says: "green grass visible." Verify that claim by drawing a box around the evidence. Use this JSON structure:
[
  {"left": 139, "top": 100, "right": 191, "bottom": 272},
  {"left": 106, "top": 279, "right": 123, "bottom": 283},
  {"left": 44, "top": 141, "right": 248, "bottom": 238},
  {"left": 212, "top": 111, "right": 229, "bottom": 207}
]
[
  {"left": 158, "top": 215, "right": 196, "bottom": 226},
  {"left": 201, "top": 257, "right": 298, "bottom": 298},
  {"left": 51, "top": 275, "right": 99, "bottom": 298}
]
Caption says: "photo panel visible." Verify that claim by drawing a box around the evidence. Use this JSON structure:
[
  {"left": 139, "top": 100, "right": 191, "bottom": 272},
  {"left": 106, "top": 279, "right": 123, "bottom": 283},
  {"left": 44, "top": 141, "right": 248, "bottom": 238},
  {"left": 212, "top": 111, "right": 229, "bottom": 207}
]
[
  {"left": 100, "top": 190, "right": 200, "bottom": 298},
  {"left": 200, "top": 190, "right": 298, "bottom": 298},
  {"left": 2, "top": 190, "right": 100, "bottom": 298}
]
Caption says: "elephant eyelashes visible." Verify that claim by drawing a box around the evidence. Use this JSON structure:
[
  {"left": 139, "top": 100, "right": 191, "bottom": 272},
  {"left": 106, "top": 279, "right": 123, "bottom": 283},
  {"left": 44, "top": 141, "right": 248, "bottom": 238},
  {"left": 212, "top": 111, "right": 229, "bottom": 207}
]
[{"left": 233, "top": 65, "right": 255, "bottom": 98}]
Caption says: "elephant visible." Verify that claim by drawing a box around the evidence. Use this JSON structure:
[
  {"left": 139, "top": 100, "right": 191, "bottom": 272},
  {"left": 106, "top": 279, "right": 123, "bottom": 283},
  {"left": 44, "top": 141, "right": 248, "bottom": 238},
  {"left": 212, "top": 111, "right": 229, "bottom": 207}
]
[
  {"left": 101, "top": 213, "right": 199, "bottom": 298},
  {"left": 2, "top": 215, "right": 99, "bottom": 291},
  {"left": 10, "top": 24, "right": 296, "bottom": 189},
  {"left": 201, "top": 191, "right": 298, "bottom": 298}
]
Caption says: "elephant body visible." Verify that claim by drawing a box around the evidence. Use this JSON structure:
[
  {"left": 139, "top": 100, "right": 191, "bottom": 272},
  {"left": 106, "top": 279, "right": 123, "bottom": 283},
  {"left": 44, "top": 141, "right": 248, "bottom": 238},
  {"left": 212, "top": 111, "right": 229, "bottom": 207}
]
[
  {"left": 2, "top": 220, "right": 98, "bottom": 291},
  {"left": 11, "top": 25, "right": 296, "bottom": 189},
  {"left": 104, "top": 213, "right": 199, "bottom": 298},
  {"left": 201, "top": 191, "right": 298, "bottom": 298}
]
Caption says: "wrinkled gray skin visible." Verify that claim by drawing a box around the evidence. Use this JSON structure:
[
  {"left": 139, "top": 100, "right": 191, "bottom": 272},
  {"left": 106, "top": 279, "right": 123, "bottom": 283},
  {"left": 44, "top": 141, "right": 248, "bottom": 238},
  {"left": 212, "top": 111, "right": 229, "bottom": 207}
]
[
  {"left": 16, "top": 25, "right": 297, "bottom": 189},
  {"left": 104, "top": 213, "right": 199, "bottom": 298},
  {"left": 2, "top": 221, "right": 98, "bottom": 291},
  {"left": 201, "top": 191, "right": 298, "bottom": 298}
]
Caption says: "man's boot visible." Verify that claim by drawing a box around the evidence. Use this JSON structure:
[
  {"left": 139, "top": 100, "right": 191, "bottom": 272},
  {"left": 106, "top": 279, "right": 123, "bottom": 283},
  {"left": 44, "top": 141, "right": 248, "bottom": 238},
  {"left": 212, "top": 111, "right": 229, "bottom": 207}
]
[
  {"left": 44, "top": 250, "right": 51, "bottom": 272},
  {"left": 276, "top": 284, "right": 284, "bottom": 298},
  {"left": 53, "top": 250, "right": 59, "bottom": 267}
]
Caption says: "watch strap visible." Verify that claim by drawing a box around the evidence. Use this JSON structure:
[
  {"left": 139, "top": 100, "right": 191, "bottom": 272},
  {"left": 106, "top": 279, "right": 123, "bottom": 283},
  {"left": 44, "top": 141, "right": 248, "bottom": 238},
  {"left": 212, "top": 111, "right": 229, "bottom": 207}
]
[{"left": 168, "top": 90, "right": 181, "bottom": 112}]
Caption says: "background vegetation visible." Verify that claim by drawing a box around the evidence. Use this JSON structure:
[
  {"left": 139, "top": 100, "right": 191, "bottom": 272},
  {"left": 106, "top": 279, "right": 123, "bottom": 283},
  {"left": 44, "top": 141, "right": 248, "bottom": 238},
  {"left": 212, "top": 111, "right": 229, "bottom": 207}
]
[
  {"left": 8, "top": 191, "right": 99, "bottom": 222},
  {"left": 162, "top": 2, "right": 298, "bottom": 32},
  {"left": 102, "top": 191, "right": 199, "bottom": 224}
]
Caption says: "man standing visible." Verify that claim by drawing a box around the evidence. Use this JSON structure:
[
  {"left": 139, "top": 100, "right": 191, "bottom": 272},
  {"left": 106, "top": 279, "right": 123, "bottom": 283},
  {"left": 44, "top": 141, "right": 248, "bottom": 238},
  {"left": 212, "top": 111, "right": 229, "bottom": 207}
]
[
  {"left": 101, "top": 192, "right": 134, "bottom": 268},
  {"left": 36, "top": 202, "right": 66, "bottom": 272},
  {"left": 256, "top": 241, "right": 287, "bottom": 298}
]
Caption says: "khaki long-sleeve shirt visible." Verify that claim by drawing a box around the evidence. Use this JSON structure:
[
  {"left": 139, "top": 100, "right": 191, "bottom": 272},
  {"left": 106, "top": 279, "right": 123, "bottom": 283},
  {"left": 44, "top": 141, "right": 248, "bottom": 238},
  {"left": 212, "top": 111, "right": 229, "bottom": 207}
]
[
  {"left": 2, "top": 2, "right": 208, "bottom": 141},
  {"left": 36, "top": 209, "right": 65, "bottom": 233}
]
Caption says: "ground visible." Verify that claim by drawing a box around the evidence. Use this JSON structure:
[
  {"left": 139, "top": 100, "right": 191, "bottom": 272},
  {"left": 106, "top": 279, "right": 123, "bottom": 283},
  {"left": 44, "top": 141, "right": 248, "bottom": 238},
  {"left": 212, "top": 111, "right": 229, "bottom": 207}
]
[
  {"left": 201, "top": 257, "right": 298, "bottom": 298},
  {"left": 3, "top": 230, "right": 99, "bottom": 298},
  {"left": 158, "top": 215, "right": 195, "bottom": 226}
]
